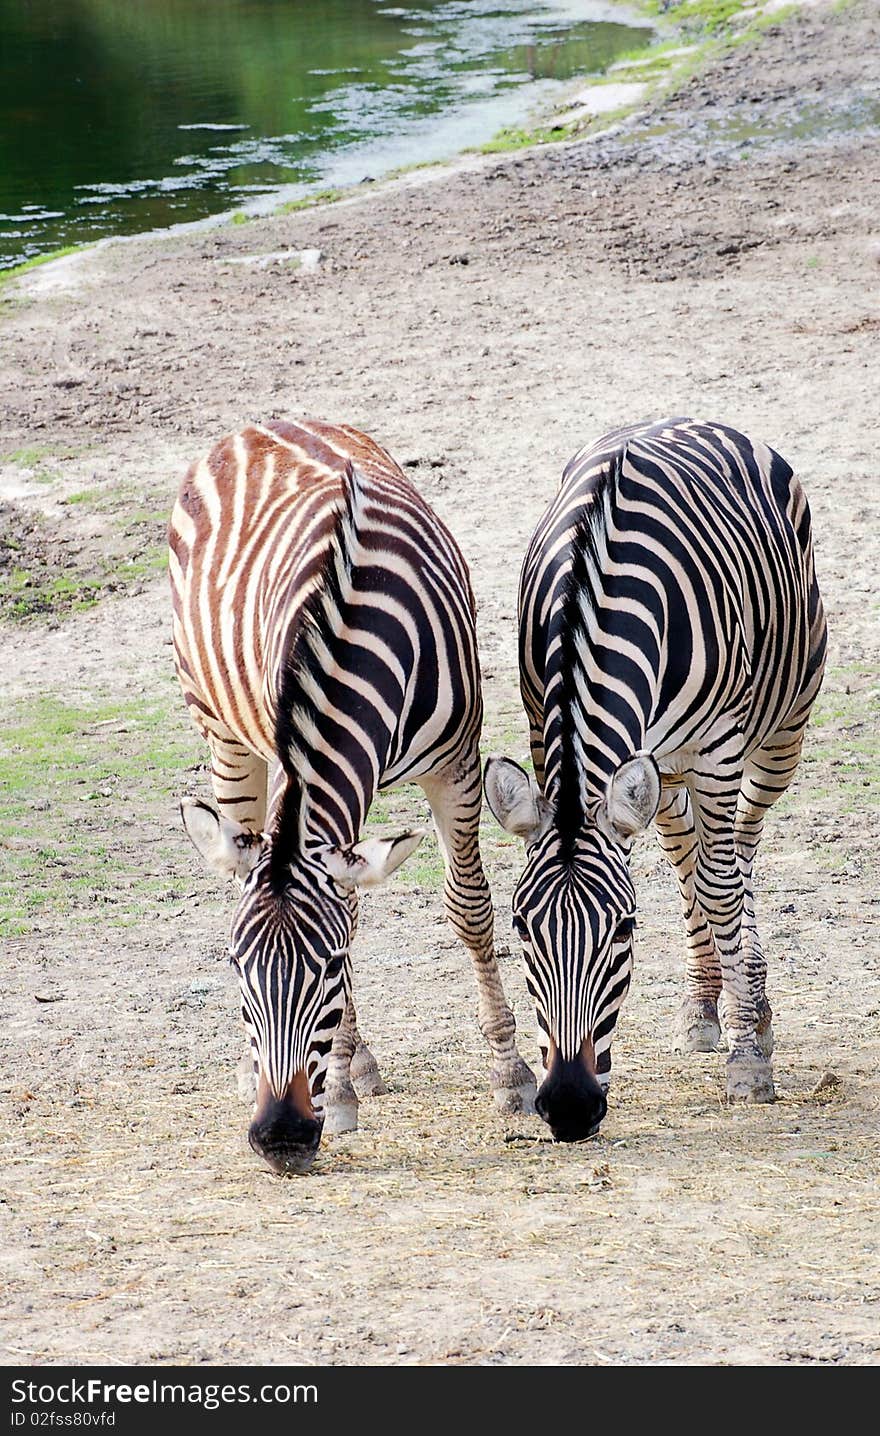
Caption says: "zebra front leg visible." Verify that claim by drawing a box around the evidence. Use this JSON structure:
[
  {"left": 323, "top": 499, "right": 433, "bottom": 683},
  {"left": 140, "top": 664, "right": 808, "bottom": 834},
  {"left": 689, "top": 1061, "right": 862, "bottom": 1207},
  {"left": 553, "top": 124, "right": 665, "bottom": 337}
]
[
  {"left": 694, "top": 780, "right": 774, "bottom": 1103},
  {"left": 420, "top": 760, "right": 537, "bottom": 1115},
  {"left": 655, "top": 787, "right": 722, "bottom": 1053},
  {"left": 323, "top": 897, "right": 388, "bottom": 1128},
  {"left": 323, "top": 995, "right": 360, "bottom": 1135},
  {"left": 340, "top": 889, "right": 387, "bottom": 1098}
]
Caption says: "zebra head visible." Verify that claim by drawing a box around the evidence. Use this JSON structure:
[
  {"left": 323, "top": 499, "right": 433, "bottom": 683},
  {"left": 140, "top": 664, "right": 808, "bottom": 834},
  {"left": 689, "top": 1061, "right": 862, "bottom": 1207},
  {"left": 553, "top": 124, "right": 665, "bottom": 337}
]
[
  {"left": 484, "top": 752, "right": 660, "bottom": 1143},
  {"left": 180, "top": 797, "right": 423, "bottom": 1174}
]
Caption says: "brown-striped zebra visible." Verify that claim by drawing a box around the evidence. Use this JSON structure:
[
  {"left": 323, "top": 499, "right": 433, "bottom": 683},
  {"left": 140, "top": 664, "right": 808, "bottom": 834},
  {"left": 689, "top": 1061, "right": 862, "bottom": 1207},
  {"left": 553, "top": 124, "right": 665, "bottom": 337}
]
[
  {"left": 169, "top": 419, "right": 535, "bottom": 1173},
  {"left": 485, "top": 418, "right": 826, "bottom": 1141}
]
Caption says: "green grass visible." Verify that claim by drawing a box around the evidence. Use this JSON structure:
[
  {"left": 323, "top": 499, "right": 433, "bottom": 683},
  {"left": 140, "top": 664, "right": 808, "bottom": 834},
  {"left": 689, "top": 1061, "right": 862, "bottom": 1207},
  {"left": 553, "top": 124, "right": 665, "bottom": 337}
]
[
  {"left": 474, "top": 122, "right": 578, "bottom": 155},
  {"left": 275, "top": 188, "right": 346, "bottom": 216},
  {"left": 0, "top": 540, "right": 167, "bottom": 621},
  {"left": 1, "top": 444, "right": 74, "bottom": 486},
  {"left": 646, "top": 0, "right": 745, "bottom": 30},
  {"left": 0, "top": 245, "right": 88, "bottom": 285},
  {"left": 0, "top": 690, "right": 203, "bottom": 937},
  {"left": 383, "top": 159, "right": 446, "bottom": 181}
]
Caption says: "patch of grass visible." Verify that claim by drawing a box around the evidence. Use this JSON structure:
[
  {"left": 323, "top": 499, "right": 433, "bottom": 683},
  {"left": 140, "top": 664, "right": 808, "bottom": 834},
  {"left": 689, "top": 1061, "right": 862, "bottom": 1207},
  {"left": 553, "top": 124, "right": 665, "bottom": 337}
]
[
  {"left": 275, "top": 188, "right": 346, "bottom": 216},
  {"left": 474, "top": 122, "right": 578, "bottom": 155},
  {"left": 776, "top": 669, "right": 880, "bottom": 823},
  {"left": 3, "top": 446, "right": 53, "bottom": 467},
  {"left": 0, "top": 690, "right": 203, "bottom": 937},
  {"left": 0, "top": 537, "right": 168, "bottom": 622},
  {"left": 229, "top": 211, "right": 251, "bottom": 226},
  {"left": 0, "top": 245, "right": 88, "bottom": 285},
  {"left": 645, "top": 0, "right": 749, "bottom": 33},
  {"left": 1, "top": 444, "right": 69, "bottom": 486}
]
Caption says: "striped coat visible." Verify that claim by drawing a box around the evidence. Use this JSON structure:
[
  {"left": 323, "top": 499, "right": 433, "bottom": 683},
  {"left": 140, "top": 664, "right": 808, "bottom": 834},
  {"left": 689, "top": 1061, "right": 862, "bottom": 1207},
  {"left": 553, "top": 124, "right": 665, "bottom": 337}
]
[
  {"left": 170, "top": 419, "right": 534, "bottom": 1173},
  {"left": 485, "top": 418, "right": 826, "bottom": 1141}
]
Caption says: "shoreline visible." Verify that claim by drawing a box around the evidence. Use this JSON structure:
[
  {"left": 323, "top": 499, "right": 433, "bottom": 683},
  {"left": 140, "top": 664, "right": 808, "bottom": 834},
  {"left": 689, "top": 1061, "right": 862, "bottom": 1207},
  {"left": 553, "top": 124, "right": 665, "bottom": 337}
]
[
  {"left": 2, "top": 0, "right": 796, "bottom": 291},
  {"left": 1, "top": 0, "right": 658, "bottom": 281},
  {"left": 1, "top": 0, "right": 824, "bottom": 297}
]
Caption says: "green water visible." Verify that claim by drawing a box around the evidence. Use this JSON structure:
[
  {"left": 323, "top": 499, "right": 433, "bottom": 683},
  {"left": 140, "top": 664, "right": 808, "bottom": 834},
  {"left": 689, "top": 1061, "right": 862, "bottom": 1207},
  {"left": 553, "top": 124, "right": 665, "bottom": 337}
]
[{"left": 0, "top": 0, "right": 652, "bottom": 269}]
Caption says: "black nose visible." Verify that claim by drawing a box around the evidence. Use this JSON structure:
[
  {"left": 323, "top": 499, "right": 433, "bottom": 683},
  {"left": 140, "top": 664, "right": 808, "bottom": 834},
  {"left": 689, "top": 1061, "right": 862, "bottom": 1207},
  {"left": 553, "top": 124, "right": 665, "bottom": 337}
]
[
  {"left": 535, "top": 1057, "right": 607, "bottom": 1142},
  {"left": 248, "top": 1099, "right": 323, "bottom": 1175}
]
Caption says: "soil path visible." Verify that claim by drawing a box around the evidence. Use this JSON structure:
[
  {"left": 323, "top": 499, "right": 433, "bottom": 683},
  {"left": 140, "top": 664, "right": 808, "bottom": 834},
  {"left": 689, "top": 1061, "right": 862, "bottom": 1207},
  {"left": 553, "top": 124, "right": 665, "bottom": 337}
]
[{"left": 1, "top": 0, "right": 878, "bottom": 1366}]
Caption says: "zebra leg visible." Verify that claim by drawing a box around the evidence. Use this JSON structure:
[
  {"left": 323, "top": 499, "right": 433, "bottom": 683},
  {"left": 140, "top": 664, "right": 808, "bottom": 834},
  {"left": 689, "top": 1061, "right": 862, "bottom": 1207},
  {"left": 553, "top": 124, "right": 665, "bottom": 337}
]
[
  {"left": 420, "top": 758, "right": 537, "bottom": 1115},
  {"left": 692, "top": 772, "right": 775, "bottom": 1104},
  {"left": 322, "top": 889, "right": 387, "bottom": 1129},
  {"left": 341, "top": 891, "right": 388, "bottom": 1098},
  {"left": 731, "top": 722, "right": 812, "bottom": 1061},
  {"left": 323, "top": 997, "right": 360, "bottom": 1135},
  {"left": 350, "top": 1029, "right": 388, "bottom": 1098},
  {"left": 655, "top": 787, "right": 722, "bottom": 1053}
]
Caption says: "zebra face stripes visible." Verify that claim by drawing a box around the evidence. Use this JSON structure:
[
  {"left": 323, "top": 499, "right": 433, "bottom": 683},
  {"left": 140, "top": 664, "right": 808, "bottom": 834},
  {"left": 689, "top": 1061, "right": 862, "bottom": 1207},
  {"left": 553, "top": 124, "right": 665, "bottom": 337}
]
[
  {"left": 485, "top": 751, "right": 658, "bottom": 1140},
  {"left": 490, "top": 418, "right": 825, "bottom": 1137},
  {"left": 512, "top": 831, "right": 635, "bottom": 1073},
  {"left": 181, "top": 795, "right": 421, "bottom": 1173},
  {"left": 230, "top": 853, "right": 349, "bottom": 1173}
]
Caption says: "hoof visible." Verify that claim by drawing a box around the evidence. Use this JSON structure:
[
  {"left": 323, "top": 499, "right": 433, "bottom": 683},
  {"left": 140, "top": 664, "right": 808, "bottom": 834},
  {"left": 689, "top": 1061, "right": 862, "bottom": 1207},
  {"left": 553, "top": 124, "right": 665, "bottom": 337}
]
[
  {"left": 491, "top": 1059, "right": 538, "bottom": 1115},
  {"left": 675, "top": 999, "right": 721, "bottom": 1053},
  {"left": 350, "top": 1045, "right": 388, "bottom": 1098},
  {"left": 726, "top": 1051, "right": 775, "bottom": 1104},
  {"left": 323, "top": 1100, "right": 359, "bottom": 1135},
  {"left": 493, "top": 1082, "right": 538, "bottom": 1116}
]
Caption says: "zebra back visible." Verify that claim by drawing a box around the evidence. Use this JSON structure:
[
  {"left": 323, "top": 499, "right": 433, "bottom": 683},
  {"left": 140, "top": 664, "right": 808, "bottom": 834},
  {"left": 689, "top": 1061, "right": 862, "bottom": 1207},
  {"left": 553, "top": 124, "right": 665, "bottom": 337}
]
[{"left": 169, "top": 418, "right": 482, "bottom": 848}]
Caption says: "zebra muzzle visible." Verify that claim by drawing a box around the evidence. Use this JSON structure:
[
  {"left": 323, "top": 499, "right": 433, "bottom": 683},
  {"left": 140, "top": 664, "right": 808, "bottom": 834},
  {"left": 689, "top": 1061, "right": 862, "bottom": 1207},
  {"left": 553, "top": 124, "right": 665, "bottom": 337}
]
[
  {"left": 248, "top": 1072, "right": 323, "bottom": 1175},
  {"left": 535, "top": 1042, "right": 608, "bottom": 1143}
]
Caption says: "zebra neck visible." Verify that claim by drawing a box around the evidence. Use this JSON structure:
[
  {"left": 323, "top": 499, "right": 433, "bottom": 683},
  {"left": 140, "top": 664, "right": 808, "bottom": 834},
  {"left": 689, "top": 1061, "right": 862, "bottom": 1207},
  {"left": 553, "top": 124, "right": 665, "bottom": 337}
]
[
  {"left": 545, "top": 669, "right": 650, "bottom": 804},
  {"left": 270, "top": 712, "right": 389, "bottom": 856},
  {"left": 544, "top": 497, "right": 660, "bottom": 819}
]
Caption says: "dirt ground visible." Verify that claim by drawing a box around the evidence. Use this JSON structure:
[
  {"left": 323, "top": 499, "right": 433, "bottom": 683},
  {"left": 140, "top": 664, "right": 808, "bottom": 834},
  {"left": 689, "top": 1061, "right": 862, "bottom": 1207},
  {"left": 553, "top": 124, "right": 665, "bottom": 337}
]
[{"left": 1, "top": 0, "right": 879, "bottom": 1367}]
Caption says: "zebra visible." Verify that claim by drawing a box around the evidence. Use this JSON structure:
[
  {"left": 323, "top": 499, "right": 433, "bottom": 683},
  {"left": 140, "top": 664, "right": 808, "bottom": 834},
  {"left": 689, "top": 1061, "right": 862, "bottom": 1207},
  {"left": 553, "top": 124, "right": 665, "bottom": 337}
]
[
  {"left": 484, "top": 417, "right": 826, "bottom": 1142},
  {"left": 168, "top": 418, "right": 535, "bottom": 1174}
]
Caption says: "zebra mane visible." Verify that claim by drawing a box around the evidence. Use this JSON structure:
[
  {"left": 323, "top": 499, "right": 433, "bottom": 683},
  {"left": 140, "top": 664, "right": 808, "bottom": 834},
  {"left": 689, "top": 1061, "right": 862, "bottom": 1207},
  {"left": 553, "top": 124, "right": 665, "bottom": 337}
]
[
  {"left": 554, "top": 447, "right": 623, "bottom": 857},
  {"left": 270, "top": 462, "right": 364, "bottom": 883}
]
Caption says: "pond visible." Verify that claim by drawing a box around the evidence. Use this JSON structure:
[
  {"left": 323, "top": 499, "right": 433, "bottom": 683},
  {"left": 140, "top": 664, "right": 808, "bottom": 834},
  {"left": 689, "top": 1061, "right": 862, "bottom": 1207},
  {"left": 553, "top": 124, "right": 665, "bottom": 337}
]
[{"left": 0, "top": 0, "right": 652, "bottom": 269}]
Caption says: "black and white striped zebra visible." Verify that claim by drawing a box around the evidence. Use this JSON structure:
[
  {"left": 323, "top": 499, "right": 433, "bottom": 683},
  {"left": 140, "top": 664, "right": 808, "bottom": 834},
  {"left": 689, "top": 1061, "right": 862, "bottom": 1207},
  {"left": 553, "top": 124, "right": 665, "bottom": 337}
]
[
  {"left": 169, "top": 419, "right": 535, "bottom": 1173},
  {"left": 485, "top": 417, "right": 826, "bottom": 1141}
]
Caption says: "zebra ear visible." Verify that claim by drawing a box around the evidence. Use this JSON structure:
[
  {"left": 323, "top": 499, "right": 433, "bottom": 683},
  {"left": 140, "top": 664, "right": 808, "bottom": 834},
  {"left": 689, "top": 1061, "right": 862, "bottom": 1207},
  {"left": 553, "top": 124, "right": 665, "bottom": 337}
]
[
  {"left": 483, "top": 756, "right": 552, "bottom": 847},
  {"left": 601, "top": 752, "right": 661, "bottom": 842},
  {"left": 180, "top": 797, "right": 267, "bottom": 882},
  {"left": 320, "top": 828, "right": 426, "bottom": 889}
]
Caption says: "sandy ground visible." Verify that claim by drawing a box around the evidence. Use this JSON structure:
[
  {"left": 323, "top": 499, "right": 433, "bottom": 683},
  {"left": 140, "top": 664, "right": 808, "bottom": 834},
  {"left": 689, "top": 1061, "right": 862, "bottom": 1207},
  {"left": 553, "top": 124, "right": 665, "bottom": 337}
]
[{"left": 1, "top": 0, "right": 879, "bottom": 1366}]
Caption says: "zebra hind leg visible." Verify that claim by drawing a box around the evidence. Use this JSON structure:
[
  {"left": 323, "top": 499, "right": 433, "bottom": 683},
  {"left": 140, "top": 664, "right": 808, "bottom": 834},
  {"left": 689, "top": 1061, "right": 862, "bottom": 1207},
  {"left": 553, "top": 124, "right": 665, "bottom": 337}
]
[
  {"left": 655, "top": 786, "right": 722, "bottom": 1053},
  {"left": 692, "top": 767, "right": 775, "bottom": 1104},
  {"left": 729, "top": 725, "right": 811, "bottom": 1063},
  {"left": 420, "top": 758, "right": 537, "bottom": 1115}
]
